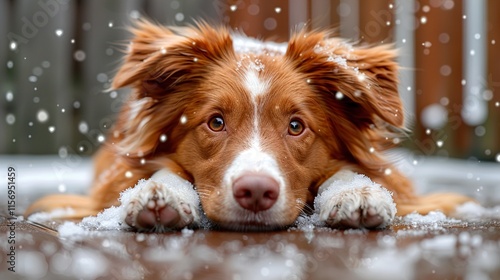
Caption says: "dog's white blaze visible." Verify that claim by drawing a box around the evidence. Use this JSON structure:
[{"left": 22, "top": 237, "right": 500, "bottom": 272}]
[
  {"left": 223, "top": 145, "right": 287, "bottom": 215},
  {"left": 223, "top": 69, "right": 287, "bottom": 219},
  {"left": 244, "top": 68, "right": 269, "bottom": 100}
]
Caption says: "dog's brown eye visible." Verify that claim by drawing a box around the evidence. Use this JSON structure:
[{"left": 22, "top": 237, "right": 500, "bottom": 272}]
[
  {"left": 288, "top": 120, "right": 304, "bottom": 136},
  {"left": 208, "top": 116, "right": 225, "bottom": 131}
]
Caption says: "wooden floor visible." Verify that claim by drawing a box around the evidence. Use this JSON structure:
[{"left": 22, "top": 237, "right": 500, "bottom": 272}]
[{"left": 1, "top": 213, "right": 500, "bottom": 280}]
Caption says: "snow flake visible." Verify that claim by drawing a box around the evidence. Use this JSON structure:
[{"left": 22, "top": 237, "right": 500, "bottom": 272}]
[
  {"left": 74, "top": 50, "right": 86, "bottom": 62},
  {"left": 175, "top": 13, "right": 184, "bottom": 22},
  {"left": 421, "top": 104, "right": 447, "bottom": 129},
  {"left": 230, "top": 5, "right": 237, "bottom": 12},
  {"left": 436, "top": 140, "right": 444, "bottom": 147},
  {"left": 475, "top": 126, "right": 486, "bottom": 137},
  {"left": 55, "top": 29, "right": 63, "bottom": 36},
  {"left": 420, "top": 16, "right": 427, "bottom": 24},
  {"left": 10, "top": 41, "right": 17, "bottom": 51},
  {"left": 275, "top": 7, "right": 282, "bottom": 13},
  {"left": 264, "top": 18, "right": 277, "bottom": 31},
  {"left": 247, "top": 4, "right": 260, "bottom": 16},
  {"left": 160, "top": 134, "right": 168, "bottom": 142},
  {"left": 327, "top": 55, "right": 348, "bottom": 68},
  {"left": 440, "top": 65, "right": 452, "bottom": 76},
  {"left": 6, "top": 114, "right": 15, "bottom": 125},
  {"left": 96, "top": 73, "right": 108, "bottom": 83},
  {"left": 97, "top": 134, "right": 105, "bottom": 143},
  {"left": 58, "top": 146, "right": 68, "bottom": 158},
  {"left": 37, "top": 109, "right": 49, "bottom": 123},
  {"left": 440, "top": 97, "right": 449, "bottom": 106},
  {"left": 6, "top": 91, "right": 13, "bottom": 102},
  {"left": 129, "top": 10, "right": 140, "bottom": 19},
  {"left": 48, "top": 126, "right": 56, "bottom": 133},
  {"left": 78, "top": 121, "right": 89, "bottom": 134}
]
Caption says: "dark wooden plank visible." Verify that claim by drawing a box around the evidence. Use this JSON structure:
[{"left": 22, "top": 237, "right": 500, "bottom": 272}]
[
  {"left": 225, "top": 0, "right": 289, "bottom": 41},
  {"left": 485, "top": 0, "right": 500, "bottom": 161},
  {"left": 2, "top": 214, "right": 500, "bottom": 279},
  {"left": 358, "top": 0, "right": 394, "bottom": 44},
  {"left": 414, "top": 1, "right": 470, "bottom": 158}
]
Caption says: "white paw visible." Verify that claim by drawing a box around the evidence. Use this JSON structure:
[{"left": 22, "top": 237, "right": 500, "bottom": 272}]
[
  {"left": 315, "top": 171, "right": 396, "bottom": 229},
  {"left": 123, "top": 175, "right": 200, "bottom": 232}
]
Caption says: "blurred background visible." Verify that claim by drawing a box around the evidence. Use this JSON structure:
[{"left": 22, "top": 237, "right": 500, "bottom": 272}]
[
  {"left": 0, "top": 0, "right": 499, "bottom": 206},
  {"left": 1, "top": 0, "right": 499, "bottom": 159}
]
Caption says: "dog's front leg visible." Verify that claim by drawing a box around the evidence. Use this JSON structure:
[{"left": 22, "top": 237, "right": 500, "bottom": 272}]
[
  {"left": 314, "top": 170, "right": 396, "bottom": 229},
  {"left": 124, "top": 169, "right": 201, "bottom": 232}
]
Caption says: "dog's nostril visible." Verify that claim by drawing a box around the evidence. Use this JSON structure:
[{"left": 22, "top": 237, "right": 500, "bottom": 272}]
[{"left": 232, "top": 173, "right": 280, "bottom": 212}]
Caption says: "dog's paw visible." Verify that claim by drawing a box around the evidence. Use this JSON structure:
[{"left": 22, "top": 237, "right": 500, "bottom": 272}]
[
  {"left": 315, "top": 171, "right": 396, "bottom": 229},
  {"left": 124, "top": 179, "right": 200, "bottom": 232}
]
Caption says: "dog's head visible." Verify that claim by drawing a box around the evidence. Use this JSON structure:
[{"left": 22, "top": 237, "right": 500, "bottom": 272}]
[{"left": 111, "top": 20, "right": 403, "bottom": 230}]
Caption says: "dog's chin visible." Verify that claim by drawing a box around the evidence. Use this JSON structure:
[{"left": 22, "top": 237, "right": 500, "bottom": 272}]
[
  {"left": 213, "top": 221, "right": 289, "bottom": 232},
  {"left": 208, "top": 213, "right": 292, "bottom": 232}
]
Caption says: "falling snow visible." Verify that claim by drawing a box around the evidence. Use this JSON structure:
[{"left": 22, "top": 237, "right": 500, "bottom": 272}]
[{"left": 37, "top": 110, "right": 49, "bottom": 123}]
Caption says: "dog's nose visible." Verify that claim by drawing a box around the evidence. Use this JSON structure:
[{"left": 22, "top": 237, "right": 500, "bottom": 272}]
[{"left": 232, "top": 173, "right": 280, "bottom": 212}]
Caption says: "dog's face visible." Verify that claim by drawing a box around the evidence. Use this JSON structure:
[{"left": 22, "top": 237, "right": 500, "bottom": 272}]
[{"left": 111, "top": 21, "right": 403, "bottom": 230}]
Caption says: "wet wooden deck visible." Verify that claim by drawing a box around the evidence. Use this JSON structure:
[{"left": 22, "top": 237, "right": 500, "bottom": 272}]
[{"left": 1, "top": 213, "right": 499, "bottom": 280}]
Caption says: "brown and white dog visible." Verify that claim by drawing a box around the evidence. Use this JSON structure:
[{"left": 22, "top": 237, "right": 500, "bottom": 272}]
[{"left": 26, "top": 20, "right": 471, "bottom": 231}]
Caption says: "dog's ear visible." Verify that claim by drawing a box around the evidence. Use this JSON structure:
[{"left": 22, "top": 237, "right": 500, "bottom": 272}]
[
  {"left": 112, "top": 19, "right": 235, "bottom": 92},
  {"left": 285, "top": 31, "right": 403, "bottom": 128},
  {"left": 110, "top": 20, "right": 235, "bottom": 157}
]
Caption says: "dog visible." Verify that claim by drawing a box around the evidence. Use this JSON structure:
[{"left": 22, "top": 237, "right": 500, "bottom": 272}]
[{"left": 26, "top": 20, "right": 471, "bottom": 231}]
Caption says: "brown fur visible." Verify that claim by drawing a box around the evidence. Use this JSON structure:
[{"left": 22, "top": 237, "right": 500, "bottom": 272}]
[{"left": 26, "top": 20, "right": 471, "bottom": 223}]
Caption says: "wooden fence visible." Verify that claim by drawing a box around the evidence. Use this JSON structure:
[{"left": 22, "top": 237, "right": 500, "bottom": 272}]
[{"left": 1, "top": 0, "right": 499, "bottom": 161}]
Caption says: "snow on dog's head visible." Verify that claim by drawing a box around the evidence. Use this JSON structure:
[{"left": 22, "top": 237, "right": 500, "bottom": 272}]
[{"left": 109, "top": 20, "right": 403, "bottom": 230}]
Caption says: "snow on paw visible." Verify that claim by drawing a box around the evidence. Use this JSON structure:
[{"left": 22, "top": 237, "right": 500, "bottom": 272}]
[
  {"left": 315, "top": 170, "right": 396, "bottom": 229},
  {"left": 124, "top": 180, "right": 199, "bottom": 232}
]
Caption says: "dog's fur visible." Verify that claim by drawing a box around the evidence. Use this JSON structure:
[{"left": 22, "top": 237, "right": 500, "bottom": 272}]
[{"left": 26, "top": 20, "right": 471, "bottom": 231}]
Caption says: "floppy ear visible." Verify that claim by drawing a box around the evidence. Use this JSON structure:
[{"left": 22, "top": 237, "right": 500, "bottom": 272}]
[
  {"left": 110, "top": 20, "right": 235, "bottom": 158},
  {"left": 113, "top": 19, "right": 235, "bottom": 91},
  {"left": 285, "top": 31, "right": 403, "bottom": 129}
]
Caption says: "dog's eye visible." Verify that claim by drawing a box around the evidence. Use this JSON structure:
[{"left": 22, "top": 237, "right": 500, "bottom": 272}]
[
  {"left": 288, "top": 120, "right": 304, "bottom": 136},
  {"left": 208, "top": 116, "right": 225, "bottom": 131}
]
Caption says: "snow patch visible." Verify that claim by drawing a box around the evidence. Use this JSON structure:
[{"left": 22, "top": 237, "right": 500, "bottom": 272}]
[
  {"left": 232, "top": 35, "right": 287, "bottom": 56},
  {"left": 29, "top": 208, "right": 76, "bottom": 223},
  {"left": 455, "top": 202, "right": 500, "bottom": 219},
  {"left": 56, "top": 176, "right": 209, "bottom": 238},
  {"left": 402, "top": 211, "right": 459, "bottom": 224}
]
